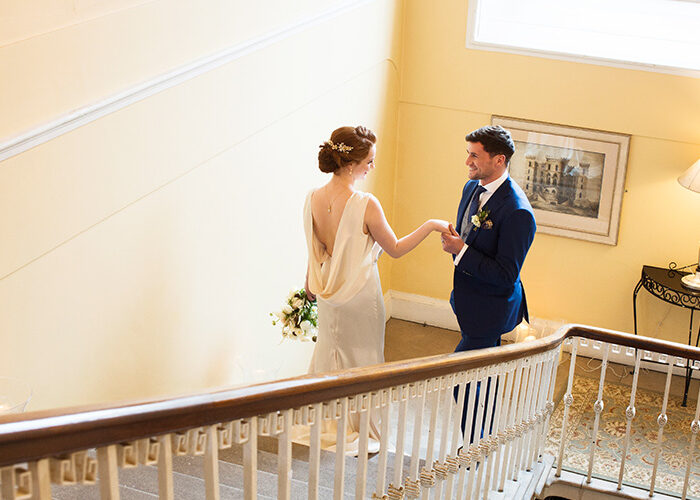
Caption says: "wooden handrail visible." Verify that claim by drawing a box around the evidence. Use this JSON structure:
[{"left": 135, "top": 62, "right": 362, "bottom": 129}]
[{"left": 1, "top": 324, "right": 698, "bottom": 467}]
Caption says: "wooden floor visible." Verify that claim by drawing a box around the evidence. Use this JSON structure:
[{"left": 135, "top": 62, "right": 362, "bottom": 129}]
[{"left": 384, "top": 318, "right": 699, "bottom": 405}]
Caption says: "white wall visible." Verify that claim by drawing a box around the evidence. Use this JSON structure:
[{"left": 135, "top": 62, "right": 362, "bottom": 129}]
[{"left": 0, "top": 0, "right": 402, "bottom": 411}]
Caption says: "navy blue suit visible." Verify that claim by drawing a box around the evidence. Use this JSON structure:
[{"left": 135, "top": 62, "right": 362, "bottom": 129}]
[{"left": 450, "top": 176, "right": 536, "bottom": 437}]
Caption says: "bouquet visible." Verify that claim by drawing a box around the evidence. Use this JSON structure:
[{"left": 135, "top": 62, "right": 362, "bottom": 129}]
[{"left": 270, "top": 288, "right": 318, "bottom": 342}]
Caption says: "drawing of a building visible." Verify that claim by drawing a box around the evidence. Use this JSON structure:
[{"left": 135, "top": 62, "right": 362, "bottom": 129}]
[{"left": 523, "top": 155, "right": 590, "bottom": 206}]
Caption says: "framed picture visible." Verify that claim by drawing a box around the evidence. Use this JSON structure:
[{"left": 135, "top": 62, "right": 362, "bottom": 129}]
[{"left": 492, "top": 116, "right": 630, "bottom": 245}]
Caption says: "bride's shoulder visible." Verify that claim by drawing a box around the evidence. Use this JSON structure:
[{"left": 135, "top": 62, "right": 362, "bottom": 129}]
[
  {"left": 357, "top": 192, "right": 384, "bottom": 215},
  {"left": 354, "top": 190, "right": 375, "bottom": 201}
]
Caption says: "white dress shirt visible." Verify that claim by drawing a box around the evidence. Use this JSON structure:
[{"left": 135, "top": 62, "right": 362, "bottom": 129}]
[{"left": 454, "top": 169, "right": 509, "bottom": 266}]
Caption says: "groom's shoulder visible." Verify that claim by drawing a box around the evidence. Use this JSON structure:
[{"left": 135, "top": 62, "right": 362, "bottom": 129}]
[
  {"left": 462, "top": 179, "right": 477, "bottom": 194},
  {"left": 506, "top": 177, "right": 534, "bottom": 212}
]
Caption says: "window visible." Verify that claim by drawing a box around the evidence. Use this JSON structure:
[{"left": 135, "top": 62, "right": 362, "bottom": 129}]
[{"left": 466, "top": 0, "right": 700, "bottom": 77}]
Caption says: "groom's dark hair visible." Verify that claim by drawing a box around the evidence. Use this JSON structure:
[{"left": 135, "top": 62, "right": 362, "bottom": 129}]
[{"left": 466, "top": 126, "right": 515, "bottom": 165}]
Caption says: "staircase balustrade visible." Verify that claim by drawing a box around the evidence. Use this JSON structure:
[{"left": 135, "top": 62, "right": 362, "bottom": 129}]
[{"left": 1, "top": 324, "right": 699, "bottom": 499}]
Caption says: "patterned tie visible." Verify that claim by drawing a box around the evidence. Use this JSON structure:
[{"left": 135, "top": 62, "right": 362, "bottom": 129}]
[{"left": 460, "top": 185, "right": 487, "bottom": 240}]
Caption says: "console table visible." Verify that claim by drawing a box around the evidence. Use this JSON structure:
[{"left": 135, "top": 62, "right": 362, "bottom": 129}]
[{"left": 633, "top": 265, "right": 700, "bottom": 406}]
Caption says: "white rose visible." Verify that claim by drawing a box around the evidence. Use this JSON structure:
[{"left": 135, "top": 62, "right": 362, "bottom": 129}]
[
  {"left": 287, "top": 289, "right": 296, "bottom": 301},
  {"left": 292, "top": 297, "right": 304, "bottom": 309},
  {"left": 471, "top": 214, "right": 481, "bottom": 227},
  {"left": 282, "top": 304, "right": 293, "bottom": 315},
  {"left": 300, "top": 320, "right": 311, "bottom": 332}
]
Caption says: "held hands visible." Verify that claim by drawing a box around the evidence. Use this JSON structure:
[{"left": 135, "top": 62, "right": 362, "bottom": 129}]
[
  {"left": 430, "top": 219, "right": 451, "bottom": 233},
  {"left": 441, "top": 223, "right": 465, "bottom": 255}
]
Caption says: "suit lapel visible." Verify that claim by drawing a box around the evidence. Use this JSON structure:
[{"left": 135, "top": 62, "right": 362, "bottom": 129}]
[
  {"left": 465, "top": 177, "right": 514, "bottom": 246},
  {"left": 456, "top": 182, "right": 478, "bottom": 236}
]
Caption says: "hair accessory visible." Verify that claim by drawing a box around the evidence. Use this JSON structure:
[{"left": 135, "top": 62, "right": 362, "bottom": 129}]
[{"left": 328, "top": 140, "right": 353, "bottom": 153}]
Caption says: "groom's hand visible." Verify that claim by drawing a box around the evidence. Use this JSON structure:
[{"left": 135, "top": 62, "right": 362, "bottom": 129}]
[{"left": 441, "top": 224, "right": 465, "bottom": 255}]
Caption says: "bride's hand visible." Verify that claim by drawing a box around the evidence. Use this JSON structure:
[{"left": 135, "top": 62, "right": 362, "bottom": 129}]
[{"left": 430, "top": 219, "right": 451, "bottom": 233}]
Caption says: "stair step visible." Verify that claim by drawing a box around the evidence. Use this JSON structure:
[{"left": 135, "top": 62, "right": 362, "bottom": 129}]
[
  {"left": 52, "top": 483, "right": 159, "bottom": 500},
  {"left": 49, "top": 436, "right": 421, "bottom": 499}
]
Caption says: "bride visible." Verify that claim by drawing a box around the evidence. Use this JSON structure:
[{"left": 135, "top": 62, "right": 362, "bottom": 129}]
[{"left": 302, "top": 125, "right": 448, "bottom": 454}]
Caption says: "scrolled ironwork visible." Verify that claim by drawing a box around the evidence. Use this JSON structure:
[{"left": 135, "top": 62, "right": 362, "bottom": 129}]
[{"left": 641, "top": 273, "right": 700, "bottom": 310}]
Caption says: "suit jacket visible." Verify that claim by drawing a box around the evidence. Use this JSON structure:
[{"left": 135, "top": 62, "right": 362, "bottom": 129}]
[{"left": 450, "top": 176, "right": 536, "bottom": 347}]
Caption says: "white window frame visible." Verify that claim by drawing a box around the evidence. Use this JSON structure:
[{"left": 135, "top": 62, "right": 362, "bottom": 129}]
[{"left": 466, "top": 0, "right": 700, "bottom": 79}]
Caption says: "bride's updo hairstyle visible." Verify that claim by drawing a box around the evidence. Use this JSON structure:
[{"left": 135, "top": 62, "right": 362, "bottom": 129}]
[{"left": 318, "top": 126, "right": 377, "bottom": 174}]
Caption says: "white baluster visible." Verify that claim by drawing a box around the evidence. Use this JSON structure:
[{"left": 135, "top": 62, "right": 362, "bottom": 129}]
[
  {"left": 391, "top": 384, "right": 409, "bottom": 494},
  {"left": 536, "top": 349, "right": 560, "bottom": 464},
  {"left": 334, "top": 397, "right": 348, "bottom": 500},
  {"left": 375, "top": 389, "right": 391, "bottom": 498},
  {"left": 157, "top": 433, "right": 174, "bottom": 500},
  {"left": 523, "top": 355, "right": 543, "bottom": 471},
  {"left": 617, "top": 349, "right": 642, "bottom": 490},
  {"left": 445, "top": 371, "right": 467, "bottom": 499},
  {"left": 484, "top": 366, "right": 507, "bottom": 497},
  {"left": 433, "top": 374, "right": 454, "bottom": 499},
  {"left": 556, "top": 337, "right": 579, "bottom": 477},
  {"left": 456, "top": 370, "right": 478, "bottom": 500},
  {"left": 531, "top": 353, "right": 554, "bottom": 467},
  {"left": 243, "top": 418, "right": 258, "bottom": 500},
  {"left": 406, "top": 380, "right": 427, "bottom": 499},
  {"left": 28, "top": 459, "right": 52, "bottom": 500},
  {"left": 309, "top": 403, "right": 322, "bottom": 500},
  {"left": 97, "top": 445, "right": 120, "bottom": 500},
  {"left": 278, "top": 409, "right": 292, "bottom": 500},
  {"left": 466, "top": 368, "right": 489, "bottom": 500},
  {"left": 420, "top": 378, "right": 441, "bottom": 500},
  {"left": 682, "top": 370, "right": 700, "bottom": 500},
  {"left": 512, "top": 358, "right": 532, "bottom": 480},
  {"left": 204, "top": 425, "right": 220, "bottom": 500},
  {"left": 475, "top": 368, "right": 498, "bottom": 500},
  {"left": 586, "top": 342, "right": 610, "bottom": 484},
  {"left": 1, "top": 467, "right": 17, "bottom": 500},
  {"left": 357, "top": 393, "right": 371, "bottom": 500},
  {"left": 649, "top": 358, "right": 674, "bottom": 495},
  {"left": 533, "top": 354, "right": 553, "bottom": 466},
  {"left": 500, "top": 358, "right": 524, "bottom": 491},
  {"left": 494, "top": 362, "right": 517, "bottom": 492}
]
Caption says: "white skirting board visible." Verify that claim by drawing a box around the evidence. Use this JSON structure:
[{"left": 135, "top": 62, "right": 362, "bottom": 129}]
[
  {"left": 384, "top": 290, "right": 460, "bottom": 332},
  {"left": 383, "top": 290, "right": 534, "bottom": 342},
  {"left": 383, "top": 289, "right": 699, "bottom": 380},
  {"left": 564, "top": 338, "right": 700, "bottom": 381}
]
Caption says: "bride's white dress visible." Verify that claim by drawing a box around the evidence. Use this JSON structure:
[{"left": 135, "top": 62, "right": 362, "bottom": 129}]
[{"left": 303, "top": 189, "right": 385, "bottom": 453}]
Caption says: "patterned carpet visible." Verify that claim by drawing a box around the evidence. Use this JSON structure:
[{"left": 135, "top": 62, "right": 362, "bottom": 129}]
[{"left": 545, "top": 376, "right": 700, "bottom": 499}]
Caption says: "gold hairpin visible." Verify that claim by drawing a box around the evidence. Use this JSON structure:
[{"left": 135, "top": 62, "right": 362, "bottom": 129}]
[{"left": 328, "top": 140, "right": 353, "bottom": 153}]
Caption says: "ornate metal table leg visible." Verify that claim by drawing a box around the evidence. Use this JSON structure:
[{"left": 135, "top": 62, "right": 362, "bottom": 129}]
[
  {"left": 683, "top": 310, "right": 697, "bottom": 407},
  {"left": 631, "top": 279, "right": 643, "bottom": 375},
  {"left": 633, "top": 279, "right": 643, "bottom": 336}
]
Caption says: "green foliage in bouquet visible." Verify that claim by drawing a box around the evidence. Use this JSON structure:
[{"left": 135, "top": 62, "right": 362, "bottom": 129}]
[{"left": 270, "top": 288, "right": 318, "bottom": 342}]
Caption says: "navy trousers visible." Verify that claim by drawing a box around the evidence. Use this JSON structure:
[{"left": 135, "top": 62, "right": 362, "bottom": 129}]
[{"left": 453, "top": 335, "right": 501, "bottom": 443}]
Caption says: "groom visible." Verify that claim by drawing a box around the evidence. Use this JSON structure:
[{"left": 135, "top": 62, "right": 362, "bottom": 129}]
[{"left": 441, "top": 125, "right": 536, "bottom": 438}]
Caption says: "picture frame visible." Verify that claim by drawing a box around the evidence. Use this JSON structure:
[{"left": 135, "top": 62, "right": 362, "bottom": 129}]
[{"left": 492, "top": 116, "right": 630, "bottom": 245}]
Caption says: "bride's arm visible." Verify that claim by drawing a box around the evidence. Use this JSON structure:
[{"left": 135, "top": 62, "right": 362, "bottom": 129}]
[{"left": 365, "top": 195, "right": 449, "bottom": 259}]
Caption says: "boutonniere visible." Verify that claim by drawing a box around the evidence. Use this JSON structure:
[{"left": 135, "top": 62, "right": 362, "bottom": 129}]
[{"left": 471, "top": 208, "right": 492, "bottom": 230}]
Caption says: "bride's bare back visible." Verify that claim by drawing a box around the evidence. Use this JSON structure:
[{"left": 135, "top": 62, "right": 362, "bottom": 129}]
[{"left": 310, "top": 185, "right": 357, "bottom": 257}]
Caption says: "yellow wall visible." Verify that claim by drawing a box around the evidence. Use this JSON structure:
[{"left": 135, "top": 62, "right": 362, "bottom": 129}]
[
  {"left": 392, "top": 0, "right": 700, "bottom": 341},
  {"left": 0, "top": 0, "right": 402, "bottom": 411}
]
